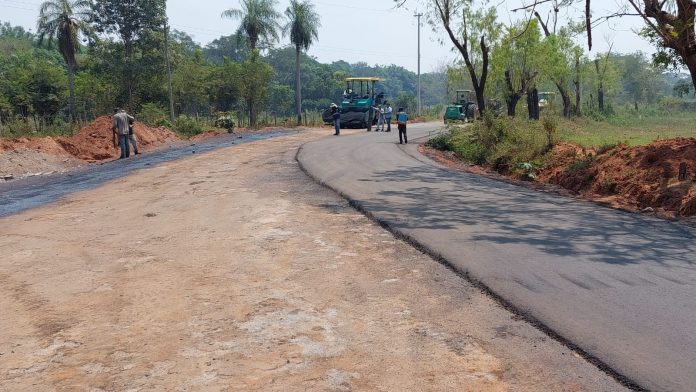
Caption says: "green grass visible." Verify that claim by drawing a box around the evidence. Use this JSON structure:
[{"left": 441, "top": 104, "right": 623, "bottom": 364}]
[{"left": 557, "top": 111, "right": 696, "bottom": 147}]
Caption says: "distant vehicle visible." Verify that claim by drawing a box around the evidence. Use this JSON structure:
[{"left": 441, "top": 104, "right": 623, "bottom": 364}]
[
  {"left": 340, "top": 77, "right": 384, "bottom": 131},
  {"left": 538, "top": 91, "right": 556, "bottom": 110},
  {"left": 444, "top": 90, "right": 478, "bottom": 123}
]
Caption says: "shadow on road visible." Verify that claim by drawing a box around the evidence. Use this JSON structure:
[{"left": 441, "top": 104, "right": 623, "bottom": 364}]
[{"left": 361, "top": 165, "right": 696, "bottom": 268}]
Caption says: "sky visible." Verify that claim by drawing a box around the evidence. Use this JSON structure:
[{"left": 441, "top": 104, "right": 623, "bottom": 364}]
[{"left": 1, "top": 0, "right": 656, "bottom": 73}]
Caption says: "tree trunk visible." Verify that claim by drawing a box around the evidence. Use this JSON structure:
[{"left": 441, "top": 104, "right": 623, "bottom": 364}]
[
  {"left": 555, "top": 82, "right": 571, "bottom": 118},
  {"left": 574, "top": 57, "right": 581, "bottom": 116},
  {"left": 684, "top": 53, "right": 696, "bottom": 93},
  {"left": 506, "top": 94, "right": 520, "bottom": 116},
  {"left": 249, "top": 100, "right": 257, "bottom": 128},
  {"left": 67, "top": 62, "right": 76, "bottom": 121},
  {"left": 295, "top": 46, "right": 302, "bottom": 126},
  {"left": 527, "top": 88, "right": 540, "bottom": 120},
  {"left": 575, "top": 84, "right": 581, "bottom": 116},
  {"left": 598, "top": 86, "right": 604, "bottom": 112}
]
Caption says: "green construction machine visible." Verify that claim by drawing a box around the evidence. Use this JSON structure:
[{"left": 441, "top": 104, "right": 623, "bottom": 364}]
[
  {"left": 337, "top": 77, "right": 384, "bottom": 131},
  {"left": 538, "top": 91, "right": 556, "bottom": 111},
  {"left": 444, "top": 90, "right": 478, "bottom": 123}
]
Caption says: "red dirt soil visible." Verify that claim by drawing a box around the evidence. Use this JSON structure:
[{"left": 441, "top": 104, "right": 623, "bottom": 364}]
[
  {"left": 56, "top": 116, "right": 179, "bottom": 162},
  {"left": 422, "top": 137, "right": 696, "bottom": 219},
  {"left": 541, "top": 138, "right": 696, "bottom": 217},
  {"left": 1, "top": 116, "right": 180, "bottom": 164}
]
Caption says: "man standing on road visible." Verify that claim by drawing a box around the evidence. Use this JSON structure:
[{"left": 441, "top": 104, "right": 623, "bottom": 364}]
[
  {"left": 396, "top": 107, "right": 408, "bottom": 144},
  {"left": 112, "top": 108, "right": 135, "bottom": 159},
  {"left": 384, "top": 102, "right": 393, "bottom": 132},
  {"left": 331, "top": 103, "right": 341, "bottom": 136}
]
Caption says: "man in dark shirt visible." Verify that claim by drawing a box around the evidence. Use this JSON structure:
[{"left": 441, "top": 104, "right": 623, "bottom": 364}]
[{"left": 331, "top": 104, "right": 341, "bottom": 136}]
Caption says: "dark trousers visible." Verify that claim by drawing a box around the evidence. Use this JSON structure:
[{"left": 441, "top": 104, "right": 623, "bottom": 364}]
[
  {"left": 398, "top": 124, "right": 407, "bottom": 144},
  {"left": 334, "top": 120, "right": 340, "bottom": 135},
  {"left": 385, "top": 117, "right": 392, "bottom": 132},
  {"left": 118, "top": 134, "right": 130, "bottom": 158}
]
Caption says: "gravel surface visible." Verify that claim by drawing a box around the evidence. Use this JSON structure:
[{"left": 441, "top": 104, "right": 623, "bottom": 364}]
[{"left": 0, "top": 129, "right": 626, "bottom": 391}]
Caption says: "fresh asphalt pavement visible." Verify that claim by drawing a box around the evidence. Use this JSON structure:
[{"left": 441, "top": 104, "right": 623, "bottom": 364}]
[{"left": 297, "top": 123, "right": 696, "bottom": 392}]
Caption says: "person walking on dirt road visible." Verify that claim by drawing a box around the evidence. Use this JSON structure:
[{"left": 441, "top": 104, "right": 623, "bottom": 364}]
[
  {"left": 112, "top": 108, "right": 135, "bottom": 159},
  {"left": 396, "top": 107, "right": 409, "bottom": 144}
]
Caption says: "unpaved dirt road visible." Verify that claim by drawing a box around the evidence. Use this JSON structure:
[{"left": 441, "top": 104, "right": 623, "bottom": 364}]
[{"left": 0, "top": 129, "right": 626, "bottom": 391}]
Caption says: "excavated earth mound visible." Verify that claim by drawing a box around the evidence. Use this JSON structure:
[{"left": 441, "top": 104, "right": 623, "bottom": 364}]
[
  {"left": 540, "top": 137, "right": 696, "bottom": 217},
  {"left": 1, "top": 117, "right": 181, "bottom": 178},
  {"left": 57, "top": 116, "right": 179, "bottom": 162}
]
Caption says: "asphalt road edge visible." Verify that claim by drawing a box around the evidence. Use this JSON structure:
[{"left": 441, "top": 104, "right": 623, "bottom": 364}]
[{"left": 295, "top": 141, "right": 647, "bottom": 392}]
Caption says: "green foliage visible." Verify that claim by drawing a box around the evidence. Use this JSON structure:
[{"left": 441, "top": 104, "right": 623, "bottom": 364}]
[
  {"left": 542, "top": 113, "right": 558, "bottom": 149},
  {"left": 92, "top": 0, "right": 166, "bottom": 46},
  {"left": 173, "top": 114, "right": 203, "bottom": 138},
  {"left": 138, "top": 102, "right": 167, "bottom": 126},
  {"left": 222, "top": 0, "right": 281, "bottom": 50},
  {"left": 489, "top": 19, "right": 543, "bottom": 109},
  {"left": 215, "top": 112, "right": 236, "bottom": 132},
  {"left": 429, "top": 116, "right": 549, "bottom": 175},
  {"left": 394, "top": 93, "right": 417, "bottom": 114}
]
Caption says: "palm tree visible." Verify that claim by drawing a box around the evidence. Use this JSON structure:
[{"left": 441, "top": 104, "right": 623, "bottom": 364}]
[
  {"left": 222, "top": 0, "right": 281, "bottom": 51},
  {"left": 37, "top": 0, "right": 92, "bottom": 121},
  {"left": 284, "top": 0, "right": 320, "bottom": 125}
]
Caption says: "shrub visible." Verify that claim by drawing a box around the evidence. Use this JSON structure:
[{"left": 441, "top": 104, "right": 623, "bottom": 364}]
[
  {"left": 427, "top": 116, "right": 553, "bottom": 179},
  {"left": 542, "top": 113, "right": 558, "bottom": 150},
  {"left": 173, "top": 115, "right": 203, "bottom": 138},
  {"left": 138, "top": 103, "right": 168, "bottom": 127},
  {"left": 567, "top": 155, "right": 595, "bottom": 173}
]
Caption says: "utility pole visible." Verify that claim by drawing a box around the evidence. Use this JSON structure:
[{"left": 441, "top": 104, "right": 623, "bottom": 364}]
[
  {"left": 164, "top": 21, "right": 175, "bottom": 123},
  {"left": 414, "top": 12, "right": 422, "bottom": 117}
]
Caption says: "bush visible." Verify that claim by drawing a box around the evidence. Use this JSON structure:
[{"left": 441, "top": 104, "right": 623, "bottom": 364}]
[
  {"left": 427, "top": 116, "right": 551, "bottom": 178},
  {"left": 173, "top": 115, "right": 203, "bottom": 138},
  {"left": 138, "top": 103, "right": 168, "bottom": 127},
  {"left": 214, "top": 112, "right": 236, "bottom": 132},
  {"left": 542, "top": 113, "right": 558, "bottom": 150}
]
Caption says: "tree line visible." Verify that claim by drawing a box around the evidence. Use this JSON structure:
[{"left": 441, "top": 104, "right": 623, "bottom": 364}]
[
  {"left": 0, "top": 0, "right": 446, "bottom": 133},
  {"left": 426, "top": 0, "right": 696, "bottom": 120}
]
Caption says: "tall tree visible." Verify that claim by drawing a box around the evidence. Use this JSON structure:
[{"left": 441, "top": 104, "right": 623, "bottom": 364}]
[
  {"left": 491, "top": 19, "right": 542, "bottom": 117},
  {"left": 537, "top": 21, "right": 577, "bottom": 118},
  {"left": 432, "top": 0, "right": 501, "bottom": 115},
  {"left": 238, "top": 50, "right": 274, "bottom": 127},
  {"left": 284, "top": 0, "right": 320, "bottom": 125},
  {"left": 222, "top": 0, "right": 281, "bottom": 51},
  {"left": 36, "top": 0, "right": 92, "bottom": 120},
  {"left": 92, "top": 0, "right": 166, "bottom": 105},
  {"left": 626, "top": 0, "right": 696, "bottom": 90}
]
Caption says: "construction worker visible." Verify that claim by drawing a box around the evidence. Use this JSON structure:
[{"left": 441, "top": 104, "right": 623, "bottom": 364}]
[
  {"left": 331, "top": 103, "right": 341, "bottom": 136},
  {"left": 396, "top": 107, "right": 409, "bottom": 144},
  {"left": 112, "top": 108, "right": 135, "bottom": 159}
]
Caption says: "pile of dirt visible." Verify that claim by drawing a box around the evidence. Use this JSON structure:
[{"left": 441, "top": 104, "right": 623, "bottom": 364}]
[
  {"left": 540, "top": 138, "right": 696, "bottom": 217},
  {"left": 57, "top": 116, "right": 179, "bottom": 162},
  {"left": 0, "top": 137, "right": 71, "bottom": 156}
]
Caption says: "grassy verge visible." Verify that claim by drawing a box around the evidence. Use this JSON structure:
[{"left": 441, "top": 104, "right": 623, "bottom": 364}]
[
  {"left": 557, "top": 111, "right": 696, "bottom": 147},
  {"left": 428, "top": 115, "right": 552, "bottom": 179}
]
